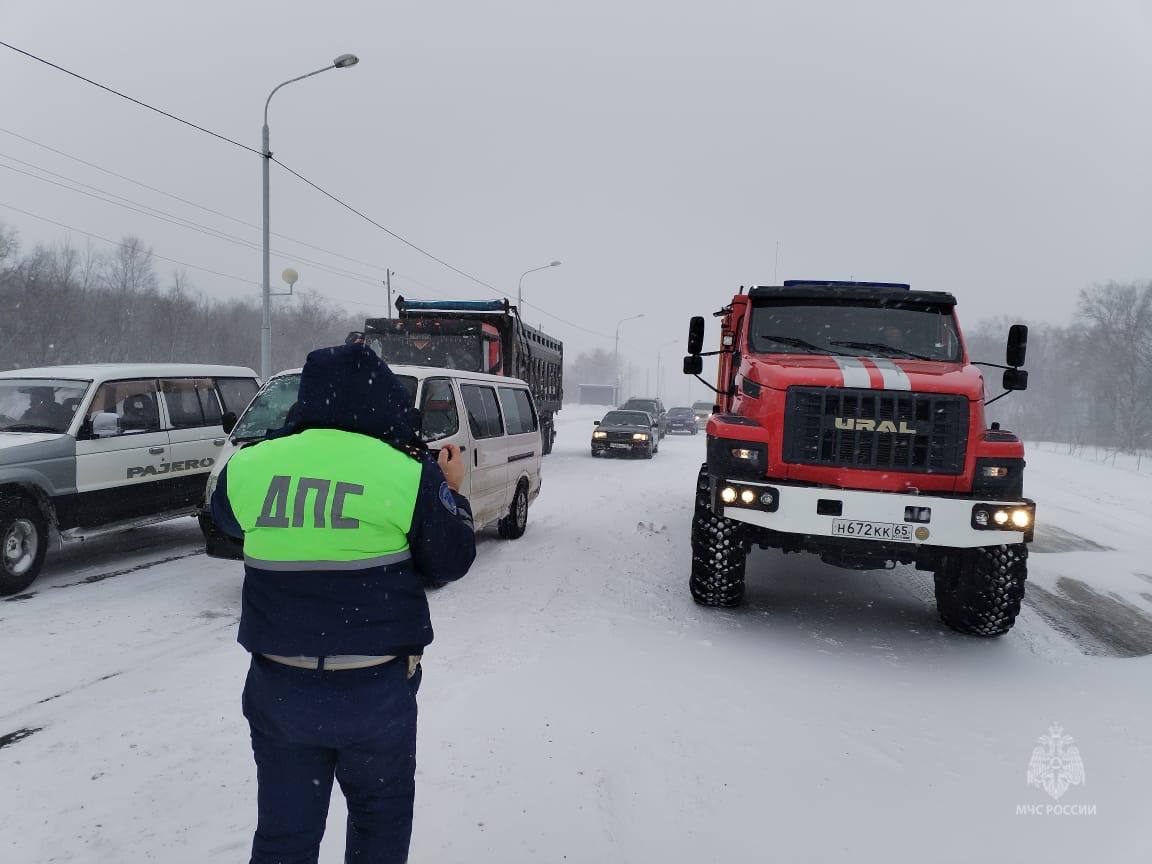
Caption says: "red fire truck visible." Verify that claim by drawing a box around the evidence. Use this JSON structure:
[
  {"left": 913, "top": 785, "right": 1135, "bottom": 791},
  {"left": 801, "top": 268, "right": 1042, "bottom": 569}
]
[{"left": 683, "top": 280, "right": 1034, "bottom": 636}]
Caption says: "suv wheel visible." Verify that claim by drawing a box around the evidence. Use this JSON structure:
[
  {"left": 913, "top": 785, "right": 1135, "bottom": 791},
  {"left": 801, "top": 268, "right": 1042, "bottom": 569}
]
[
  {"left": 498, "top": 483, "right": 529, "bottom": 540},
  {"left": 0, "top": 496, "right": 48, "bottom": 596},
  {"left": 934, "top": 544, "right": 1028, "bottom": 636},
  {"left": 689, "top": 464, "right": 747, "bottom": 607}
]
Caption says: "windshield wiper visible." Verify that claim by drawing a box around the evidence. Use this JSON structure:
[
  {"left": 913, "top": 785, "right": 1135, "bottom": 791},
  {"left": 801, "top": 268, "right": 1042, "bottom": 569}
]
[
  {"left": 829, "top": 340, "right": 934, "bottom": 361},
  {"left": 757, "top": 335, "right": 852, "bottom": 356}
]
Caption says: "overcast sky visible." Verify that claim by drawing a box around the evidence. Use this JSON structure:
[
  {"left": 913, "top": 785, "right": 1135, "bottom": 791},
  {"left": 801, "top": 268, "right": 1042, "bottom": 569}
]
[{"left": 3, "top": 0, "right": 1150, "bottom": 399}]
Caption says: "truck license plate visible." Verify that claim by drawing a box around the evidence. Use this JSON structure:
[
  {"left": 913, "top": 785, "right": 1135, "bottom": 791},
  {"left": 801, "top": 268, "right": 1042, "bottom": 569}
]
[{"left": 831, "top": 519, "right": 914, "bottom": 542}]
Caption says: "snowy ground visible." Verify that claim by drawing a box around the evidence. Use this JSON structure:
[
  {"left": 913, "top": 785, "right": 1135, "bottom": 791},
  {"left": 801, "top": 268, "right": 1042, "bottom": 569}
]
[{"left": 2, "top": 407, "right": 1150, "bottom": 863}]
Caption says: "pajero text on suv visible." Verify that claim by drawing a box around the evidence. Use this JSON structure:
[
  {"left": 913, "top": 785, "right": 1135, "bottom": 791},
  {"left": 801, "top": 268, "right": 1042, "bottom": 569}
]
[{"left": 683, "top": 280, "right": 1034, "bottom": 637}]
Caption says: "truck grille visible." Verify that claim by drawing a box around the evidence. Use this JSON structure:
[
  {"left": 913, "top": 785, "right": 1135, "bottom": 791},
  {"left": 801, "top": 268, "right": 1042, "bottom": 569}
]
[{"left": 782, "top": 387, "right": 969, "bottom": 474}]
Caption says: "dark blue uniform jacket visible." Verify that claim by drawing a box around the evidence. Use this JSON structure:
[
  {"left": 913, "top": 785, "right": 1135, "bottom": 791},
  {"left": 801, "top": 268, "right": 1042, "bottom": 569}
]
[{"left": 212, "top": 345, "right": 476, "bottom": 657}]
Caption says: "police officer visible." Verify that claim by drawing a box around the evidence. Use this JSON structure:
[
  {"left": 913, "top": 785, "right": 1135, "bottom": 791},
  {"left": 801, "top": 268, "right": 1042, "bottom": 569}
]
[{"left": 211, "top": 343, "right": 476, "bottom": 864}]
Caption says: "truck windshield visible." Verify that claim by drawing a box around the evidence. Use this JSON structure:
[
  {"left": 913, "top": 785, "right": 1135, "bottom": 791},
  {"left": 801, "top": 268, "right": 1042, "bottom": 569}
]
[
  {"left": 0, "top": 379, "right": 90, "bottom": 434},
  {"left": 749, "top": 301, "right": 962, "bottom": 362},
  {"left": 231, "top": 373, "right": 417, "bottom": 442},
  {"left": 367, "top": 333, "right": 484, "bottom": 372}
]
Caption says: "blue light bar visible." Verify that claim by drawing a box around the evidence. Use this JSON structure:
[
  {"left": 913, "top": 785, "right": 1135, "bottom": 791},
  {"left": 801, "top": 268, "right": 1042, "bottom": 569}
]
[
  {"left": 400, "top": 299, "right": 507, "bottom": 312},
  {"left": 782, "top": 280, "right": 910, "bottom": 290}
]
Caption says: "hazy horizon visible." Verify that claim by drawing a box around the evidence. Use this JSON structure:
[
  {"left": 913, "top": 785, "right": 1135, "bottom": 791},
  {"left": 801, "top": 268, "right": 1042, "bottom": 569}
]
[{"left": 4, "top": 0, "right": 1150, "bottom": 391}]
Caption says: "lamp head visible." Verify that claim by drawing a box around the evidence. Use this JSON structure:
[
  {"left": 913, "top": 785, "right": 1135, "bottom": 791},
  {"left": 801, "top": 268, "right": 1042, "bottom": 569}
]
[{"left": 333, "top": 54, "right": 359, "bottom": 69}]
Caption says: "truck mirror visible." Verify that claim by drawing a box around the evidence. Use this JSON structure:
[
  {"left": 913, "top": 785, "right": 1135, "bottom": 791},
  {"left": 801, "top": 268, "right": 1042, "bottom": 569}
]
[
  {"left": 1002, "top": 368, "right": 1029, "bottom": 391},
  {"left": 687, "top": 316, "right": 705, "bottom": 355},
  {"left": 683, "top": 355, "right": 703, "bottom": 376},
  {"left": 221, "top": 411, "right": 238, "bottom": 434},
  {"left": 1006, "top": 324, "right": 1028, "bottom": 368}
]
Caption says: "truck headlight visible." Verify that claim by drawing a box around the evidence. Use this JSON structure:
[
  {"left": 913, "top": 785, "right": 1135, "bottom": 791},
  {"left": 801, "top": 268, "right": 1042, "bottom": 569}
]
[
  {"left": 633, "top": 433, "right": 649, "bottom": 441},
  {"left": 971, "top": 502, "right": 1034, "bottom": 531},
  {"left": 720, "top": 486, "right": 738, "bottom": 504},
  {"left": 981, "top": 465, "right": 1010, "bottom": 478},
  {"left": 593, "top": 431, "right": 607, "bottom": 439}
]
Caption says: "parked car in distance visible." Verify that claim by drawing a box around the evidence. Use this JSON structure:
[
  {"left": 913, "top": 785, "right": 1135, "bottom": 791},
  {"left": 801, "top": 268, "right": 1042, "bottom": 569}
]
[
  {"left": 619, "top": 396, "right": 667, "bottom": 438},
  {"left": 665, "top": 407, "right": 699, "bottom": 435},
  {"left": 692, "top": 400, "right": 714, "bottom": 428},
  {"left": 591, "top": 410, "right": 660, "bottom": 459},
  {"left": 200, "top": 365, "right": 543, "bottom": 559},
  {"left": 0, "top": 364, "right": 260, "bottom": 595}
]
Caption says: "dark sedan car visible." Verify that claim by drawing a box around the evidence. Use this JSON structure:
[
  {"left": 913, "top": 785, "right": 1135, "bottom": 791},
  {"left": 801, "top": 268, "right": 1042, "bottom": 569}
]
[
  {"left": 665, "top": 407, "right": 699, "bottom": 435},
  {"left": 591, "top": 410, "right": 660, "bottom": 458}
]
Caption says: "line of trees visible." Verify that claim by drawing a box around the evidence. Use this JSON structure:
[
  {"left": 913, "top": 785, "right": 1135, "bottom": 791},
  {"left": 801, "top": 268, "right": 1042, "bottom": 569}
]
[
  {"left": 4, "top": 223, "right": 1149, "bottom": 452},
  {"left": 0, "top": 223, "right": 362, "bottom": 375},
  {"left": 968, "top": 281, "right": 1152, "bottom": 452}
]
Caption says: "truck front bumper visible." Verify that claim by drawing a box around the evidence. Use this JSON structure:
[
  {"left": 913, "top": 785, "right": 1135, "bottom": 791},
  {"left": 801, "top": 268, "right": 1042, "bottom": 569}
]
[{"left": 714, "top": 478, "right": 1034, "bottom": 549}]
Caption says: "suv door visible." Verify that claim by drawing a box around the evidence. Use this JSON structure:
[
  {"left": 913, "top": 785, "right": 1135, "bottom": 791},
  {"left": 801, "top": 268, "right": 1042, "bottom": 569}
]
[
  {"left": 418, "top": 377, "right": 472, "bottom": 500},
  {"left": 74, "top": 378, "right": 171, "bottom": 527},
  {"left": 459, "top": 383, "right": 510, "bottom": 528},
  {"left": 160, "top": 377, "right": 228, "bottom": 510}
]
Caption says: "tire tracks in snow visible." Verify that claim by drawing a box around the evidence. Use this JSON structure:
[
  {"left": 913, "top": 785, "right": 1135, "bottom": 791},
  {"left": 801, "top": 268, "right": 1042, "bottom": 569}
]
[{"left": 4, "top": 550, "right": 205, "bottom": 602}]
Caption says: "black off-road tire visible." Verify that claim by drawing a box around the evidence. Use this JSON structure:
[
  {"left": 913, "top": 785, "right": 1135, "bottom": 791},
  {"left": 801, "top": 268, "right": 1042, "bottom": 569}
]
[
  {"left": 498, "top": 483, "right": 529, "bottom": 540},
  {"left": 934, "top": 544, "right": 1028, "bottom": 636},
  {"left": 0, "top": 494, "right": 48, "bottom": 596},
  {"left": 689, "top": 464, "right": 747, "bottom": 607}
]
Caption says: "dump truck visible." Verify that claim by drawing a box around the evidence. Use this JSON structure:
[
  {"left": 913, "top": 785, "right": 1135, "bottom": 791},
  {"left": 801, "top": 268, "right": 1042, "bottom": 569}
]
[{"left": 361, "top": 298, "right": 563, "bottom": 453}]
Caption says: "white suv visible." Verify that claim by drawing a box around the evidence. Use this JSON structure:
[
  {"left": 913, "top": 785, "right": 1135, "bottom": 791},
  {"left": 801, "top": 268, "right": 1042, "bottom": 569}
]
[
  {"left": 0, "top": 364, "right": 259, "bottom": 594},
  {"left": 200, "top": 365, "right": 543, "bottom": 557}
]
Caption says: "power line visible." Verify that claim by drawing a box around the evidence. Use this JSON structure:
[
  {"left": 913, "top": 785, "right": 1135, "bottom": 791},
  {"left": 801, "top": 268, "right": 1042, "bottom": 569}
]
[
  {"left": 0, "top": 200, "right": 254, "bottom": 285},
  {"left": 0, "top": 156, "right": 392, "bottom": 288},
  {"left": 520, "top": 299, "right": 613, "bottom": 340},
  {"left": 270, "top": 157, "right": 511, "bottom": 298},
  {"left": 0, "top": 125, "right": 397, "bottom": 277},
  {"left": 0, "top": 40, "right": 259, "bottom": 156},
  {"left": 0, "top": 41, "right": 509, "bottom": 297},
  {"left": 0, "top": 200, "right": 391, "bottom": 315},
  {"left": 0, "top": 42, "right": 616, "bottom": 342}
]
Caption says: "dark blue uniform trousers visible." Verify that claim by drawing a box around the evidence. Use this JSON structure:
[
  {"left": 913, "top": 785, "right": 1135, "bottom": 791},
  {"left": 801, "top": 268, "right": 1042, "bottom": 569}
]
[{"left": 242, "top": 654, "right": 421, "bottom": 864}]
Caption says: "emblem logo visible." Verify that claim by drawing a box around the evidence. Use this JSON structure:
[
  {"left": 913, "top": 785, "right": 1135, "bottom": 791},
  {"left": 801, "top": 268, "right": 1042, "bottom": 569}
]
[
  {"left": 834, "top": 418, "right": 917, "bottom": 434},
  {"left": 1027, "top": 723, "right": 1085, "bottom": 800},
  {"left": 438, "top": 481, "right": 458, "bottom": 515}
]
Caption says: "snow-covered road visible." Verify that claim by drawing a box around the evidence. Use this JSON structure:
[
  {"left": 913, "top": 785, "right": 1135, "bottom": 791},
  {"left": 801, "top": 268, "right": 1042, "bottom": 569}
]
[{"left": 2, "top": 407, "right": 1149, "bottom": 863}]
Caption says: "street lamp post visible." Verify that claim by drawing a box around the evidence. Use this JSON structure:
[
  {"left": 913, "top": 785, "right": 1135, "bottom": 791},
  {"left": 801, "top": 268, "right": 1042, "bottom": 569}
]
[
  {"left": 614, "top": 313, "right": 644, "bottom": 404},
  {"left": 517, "top": 260, "right": 561, "bottom": 310},
  {"left": 655, "top": 338, "right": 678, "bottom": 398},
  {"left": 260, "top": 53, "right": 359, "bottom": 380}
]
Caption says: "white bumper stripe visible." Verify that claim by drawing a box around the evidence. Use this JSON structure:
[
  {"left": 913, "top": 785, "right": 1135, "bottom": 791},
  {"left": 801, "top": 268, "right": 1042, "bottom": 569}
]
[
  {"left": 869, "top": 358, "right": 912, "bottom": 391},
  {"left": 721, "top": 484, "right": 1028, "bottom": 549},
  {"left": 831, "top": 357, "right": 872, "bottom": 388}
]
